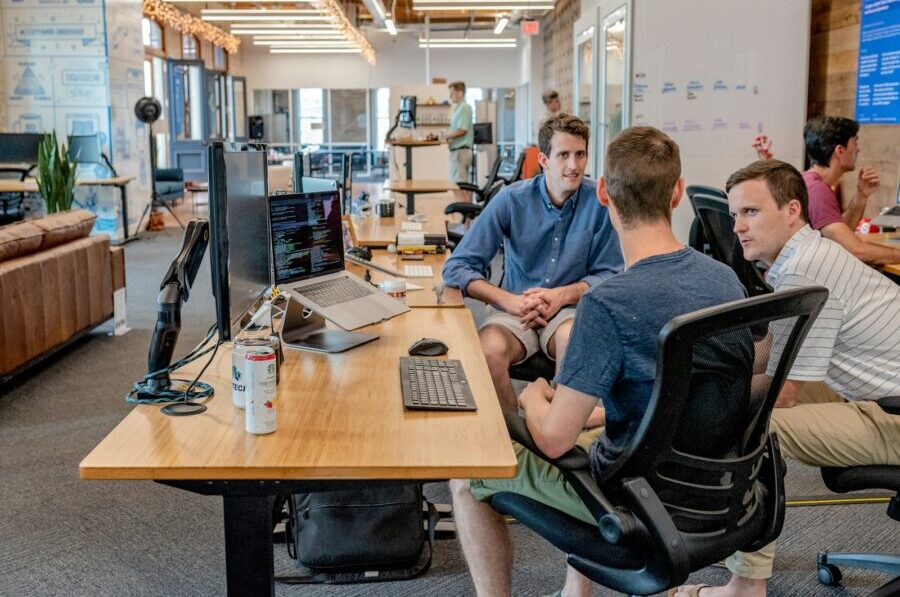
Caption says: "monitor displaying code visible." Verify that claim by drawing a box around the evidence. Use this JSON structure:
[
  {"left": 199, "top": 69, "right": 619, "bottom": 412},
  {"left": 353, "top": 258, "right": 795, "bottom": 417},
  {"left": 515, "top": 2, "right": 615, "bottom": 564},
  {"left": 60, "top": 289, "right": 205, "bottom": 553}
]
[{"left": 270, "top": 192, "right": 344, "bottom": 284}]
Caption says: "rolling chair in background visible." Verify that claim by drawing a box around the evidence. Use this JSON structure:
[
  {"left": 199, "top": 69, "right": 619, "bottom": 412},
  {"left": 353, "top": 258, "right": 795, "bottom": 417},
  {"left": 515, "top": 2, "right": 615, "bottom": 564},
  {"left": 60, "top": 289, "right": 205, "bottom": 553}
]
[
  {"left": 444, "top": 155, "right": 511, "bottom": 249},
  {"left": 816, "top": 396, "right": 900, "bottom": 596},
  {"left": 686, "top": 185, "right": 772, "bottom": 297},
  {"left": 491, "top": 287, "right": 828, "bottom": 596},
  {"left": 497, "top": 150, "right": 526, "bottom": 185},
  {"left": 0, "top": 167, "right": 29, "bottom": 224}
]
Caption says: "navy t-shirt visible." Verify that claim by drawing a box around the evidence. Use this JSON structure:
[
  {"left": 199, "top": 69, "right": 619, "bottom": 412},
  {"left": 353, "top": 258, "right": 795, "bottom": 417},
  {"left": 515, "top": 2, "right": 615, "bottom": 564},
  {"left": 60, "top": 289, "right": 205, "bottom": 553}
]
[{"left": 556, "top": 247, "right": 751, "bottom": 477}]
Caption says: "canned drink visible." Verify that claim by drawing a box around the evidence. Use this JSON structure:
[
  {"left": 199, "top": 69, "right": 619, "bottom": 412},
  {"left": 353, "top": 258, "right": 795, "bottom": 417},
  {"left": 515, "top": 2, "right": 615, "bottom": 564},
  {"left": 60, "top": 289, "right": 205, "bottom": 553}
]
[
  {"left": 232, "top": 337, "right": 270, "bottom": 409},
  {"left": 245, "top": 347, "right": 277, "bottom": 435}
]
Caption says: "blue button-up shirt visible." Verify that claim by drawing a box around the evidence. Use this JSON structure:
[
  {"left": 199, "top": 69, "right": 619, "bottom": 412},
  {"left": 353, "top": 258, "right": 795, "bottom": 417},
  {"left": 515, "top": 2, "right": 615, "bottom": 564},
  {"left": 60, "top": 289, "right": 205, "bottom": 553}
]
[{"left": 442, "top": 175, "right": 623, "bottom": 297}]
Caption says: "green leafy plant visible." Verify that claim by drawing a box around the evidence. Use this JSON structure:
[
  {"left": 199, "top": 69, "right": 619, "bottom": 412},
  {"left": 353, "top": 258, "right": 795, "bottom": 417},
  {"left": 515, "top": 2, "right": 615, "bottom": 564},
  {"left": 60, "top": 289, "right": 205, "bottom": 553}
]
[{"left": 36, "top": 132, "right": 77, "bottom": 214}]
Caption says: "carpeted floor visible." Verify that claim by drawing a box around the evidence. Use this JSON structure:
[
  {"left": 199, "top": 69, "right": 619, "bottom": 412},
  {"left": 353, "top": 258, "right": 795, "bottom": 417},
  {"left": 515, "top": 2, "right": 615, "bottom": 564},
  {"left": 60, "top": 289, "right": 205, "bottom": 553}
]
[{"left": 0, "top": 227, "right": 896, "bottom": 596}]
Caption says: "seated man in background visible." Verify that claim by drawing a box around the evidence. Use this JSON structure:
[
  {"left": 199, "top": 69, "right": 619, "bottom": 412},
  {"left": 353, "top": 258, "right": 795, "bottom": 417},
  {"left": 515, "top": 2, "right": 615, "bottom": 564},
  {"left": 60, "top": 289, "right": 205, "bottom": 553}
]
[
  {"left": 539, "top": 89, "right": 562, "bottom": 128},
  {"left": 452, "top": 126, "right": 752, "bottom": 597},
  {"left": 676, "top": 160, "right": 900, "bottom": 597},
  {"left": 443, "top": 114, "right": 623, "bottom": 413},
  {"left": 801, "top": 116, "right": 899, "bottom": 265}
]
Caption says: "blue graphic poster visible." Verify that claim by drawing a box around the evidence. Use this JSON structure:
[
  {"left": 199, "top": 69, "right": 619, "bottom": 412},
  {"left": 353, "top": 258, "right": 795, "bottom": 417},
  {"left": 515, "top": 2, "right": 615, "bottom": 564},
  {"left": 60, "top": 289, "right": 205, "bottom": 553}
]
[{"left": 856, "top": 0, "right": 900, "bottom": 124}]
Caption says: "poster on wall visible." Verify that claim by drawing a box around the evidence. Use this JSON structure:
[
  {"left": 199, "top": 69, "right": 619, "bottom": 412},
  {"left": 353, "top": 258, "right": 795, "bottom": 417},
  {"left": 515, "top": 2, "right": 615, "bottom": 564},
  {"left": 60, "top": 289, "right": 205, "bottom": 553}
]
[{"left": 855, "top": 0, "right": 900, "bottom": 124}]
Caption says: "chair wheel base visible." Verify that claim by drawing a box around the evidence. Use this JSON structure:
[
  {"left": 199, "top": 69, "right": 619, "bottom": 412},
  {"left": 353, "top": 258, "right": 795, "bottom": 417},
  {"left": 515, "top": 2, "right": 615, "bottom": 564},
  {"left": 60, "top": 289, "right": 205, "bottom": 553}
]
[{"left": 817, "top": 563, "right": 843, "bottom": 586}]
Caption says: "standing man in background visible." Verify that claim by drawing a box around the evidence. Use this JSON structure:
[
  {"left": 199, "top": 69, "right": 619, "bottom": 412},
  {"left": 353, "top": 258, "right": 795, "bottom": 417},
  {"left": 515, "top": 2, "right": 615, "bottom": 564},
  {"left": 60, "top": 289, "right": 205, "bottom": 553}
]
[
  {"left": 539, "top": 89, "right": 562, "bottom": 128},
  {"left": 446, "top": 81, "right": 474, "bottom": 202}
]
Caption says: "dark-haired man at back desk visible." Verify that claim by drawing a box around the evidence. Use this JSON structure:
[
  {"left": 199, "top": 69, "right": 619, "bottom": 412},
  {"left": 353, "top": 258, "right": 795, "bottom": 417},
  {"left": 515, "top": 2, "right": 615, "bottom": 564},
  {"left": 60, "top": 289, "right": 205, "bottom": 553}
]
[{"left": 442, "top": 114, "right": 623, "bottom": 413}]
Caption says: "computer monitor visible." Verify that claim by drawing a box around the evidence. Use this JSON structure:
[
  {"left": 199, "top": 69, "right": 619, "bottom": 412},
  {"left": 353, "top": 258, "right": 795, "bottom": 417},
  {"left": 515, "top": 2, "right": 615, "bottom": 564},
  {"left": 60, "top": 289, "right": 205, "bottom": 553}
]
[
  {"left": 473, "top": 122, "right": 493, "bottom": 145},
  {"left": 341, "top": 153, "right": 352, "bottom": 215},
  {"left": 294, "top": 175, "right": 338, "bottom": 194},
  {"left": 268, "top": 191, "right": 344, "bottom": 285},
  {"left": 399, "top": 95, "right": 417, "bottom": 129},
  {"left": 208, "top": 141, "right": 272, "bottom": 342},
  {"left": 0, "top": 133, "right": 44, "bottom": 164},
  {"left": 293, "top": 149, "right": 312, "bottom": 185},
  {"left": 68, "top": 134, "right": 101, "bottom": 164}
]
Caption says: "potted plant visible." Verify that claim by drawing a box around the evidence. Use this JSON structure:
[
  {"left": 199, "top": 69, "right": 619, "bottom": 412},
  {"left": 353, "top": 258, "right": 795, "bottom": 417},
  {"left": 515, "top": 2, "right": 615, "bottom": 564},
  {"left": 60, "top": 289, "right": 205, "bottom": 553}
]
[{"left": 36, "top": 131, "right": 77, "bottom": 214}]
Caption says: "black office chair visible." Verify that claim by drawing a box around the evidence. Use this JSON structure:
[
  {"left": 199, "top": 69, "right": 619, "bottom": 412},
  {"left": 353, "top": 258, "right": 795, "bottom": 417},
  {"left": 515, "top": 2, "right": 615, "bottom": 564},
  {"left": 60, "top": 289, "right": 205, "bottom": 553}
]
[
  {"left": 490, "top": 287, "right": 829, "bottom": 596},
  {"left": 445, "top": 155, "right": 512, "bottom": 249},
  {"left": 0, "top": 167, "right": 31, "bottom": 224},
  {"left": 686, "top": 185, "right": 772, "bottom": 297},
  {"left": 816, "top": 396, "right": 900, "bottom": 596},
  {"left": 498, "top": 150, "right": 526, "bottom": 185}
]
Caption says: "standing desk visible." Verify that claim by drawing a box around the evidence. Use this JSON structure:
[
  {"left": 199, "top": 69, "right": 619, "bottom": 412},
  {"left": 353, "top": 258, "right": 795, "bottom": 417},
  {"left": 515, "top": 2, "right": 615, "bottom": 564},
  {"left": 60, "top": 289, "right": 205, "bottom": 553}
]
[
  {"left": 0, "top": 176, "right": 135, "bottom": 243},
  {"left": 384, "top": 179, "right": 459, "bottom": 215},
  {"left": 858, "top": 231, "right": 900, "bottom": 277},
  {"left": 351, "top": 194, "right": 456, "bottom": 247},
  {"left": 387, "top": 139, "right": 445, "bottom": 180},
  {"left": 80, "top": 308, "right": 516, "bottom": 596}
]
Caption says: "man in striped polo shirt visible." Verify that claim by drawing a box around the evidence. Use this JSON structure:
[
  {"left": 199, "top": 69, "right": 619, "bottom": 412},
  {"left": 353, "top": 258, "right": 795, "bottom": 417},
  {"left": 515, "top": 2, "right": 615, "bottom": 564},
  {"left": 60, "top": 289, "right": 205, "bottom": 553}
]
[{"left": 675, "top": 159, "right": 899, "bottom": 597}]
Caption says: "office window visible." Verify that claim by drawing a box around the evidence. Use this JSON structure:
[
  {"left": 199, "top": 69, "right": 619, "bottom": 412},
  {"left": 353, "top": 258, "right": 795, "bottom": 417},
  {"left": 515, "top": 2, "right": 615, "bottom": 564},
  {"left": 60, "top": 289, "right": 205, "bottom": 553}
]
[
  {"left": 254, "top": 89, "right": 292, "bottom": 143},
  {"left": 214, "top": 46, "right": 228, "bottom": 71},
  {"left": 330, "top": 89, "right": 367, "bottom": 144},
  {"left": 182, "top": 34, "right": 200, "bottom": 60},
  {"left": 297, "top": 88, "right": 325, "bottom": 145},
  {"left": 374, "top": 87, "right": 390, "bottom": 151},
  {"left": 143, "top": 59, "right": 153, "bottom": 98},
  {"left": 142, "top": 18, "right": 163, "bottom": 50},
  {"left": 465, "top": 87, "right": 484, "bottom": 106}
]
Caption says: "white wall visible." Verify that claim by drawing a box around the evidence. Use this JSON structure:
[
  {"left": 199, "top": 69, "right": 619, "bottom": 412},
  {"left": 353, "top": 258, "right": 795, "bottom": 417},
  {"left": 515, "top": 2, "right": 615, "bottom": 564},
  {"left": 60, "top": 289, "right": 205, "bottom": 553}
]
[{"left": 243, "top": 31, "right": 520, "bottom": 103}]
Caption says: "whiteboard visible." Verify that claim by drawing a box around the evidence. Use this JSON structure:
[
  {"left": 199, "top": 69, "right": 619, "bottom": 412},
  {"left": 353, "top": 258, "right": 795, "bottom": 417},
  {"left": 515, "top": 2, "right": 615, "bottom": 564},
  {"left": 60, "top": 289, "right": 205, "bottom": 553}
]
[{"left": 623, "top": 0, "right": 811, "bottom": 241}]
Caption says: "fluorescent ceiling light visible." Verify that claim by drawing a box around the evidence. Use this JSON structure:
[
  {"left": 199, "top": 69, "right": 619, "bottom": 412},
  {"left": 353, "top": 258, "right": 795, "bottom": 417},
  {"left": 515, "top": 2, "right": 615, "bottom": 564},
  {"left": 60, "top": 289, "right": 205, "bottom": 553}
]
[
  {"left": 494, "top": 16, "right": 509, "bottom": 34},
  {"left": 253, "top": 35, "right": 346, "bottom": 40},
  {"left": 231, "top": 23, "right": 336, "bottom": 28},
  {"left": 419, "top": 43, "right": 516, "bottom": 48},
  {"left": 207, "top": 15, "right": 333, "bottom": 21},
  {"left": 385, "top": 17, "right": 397, "bottom": 35},
  {"left": 202, "top": 9, "right": 322, "bottom": 14},
  {"left": 417, "top": 36, "right": 515, "bottom": 43},
  {"left": 270, "top": 48, "right": 362, "bottom": 53},
  {"left": 233, "top": 29, "right": 341, "bottom": 35},
  {"left": 255, "top": 40, "right": 355, "bottom": 46},
  {"left": 415, "top": 3, "right": 552, "bottom": 10}
]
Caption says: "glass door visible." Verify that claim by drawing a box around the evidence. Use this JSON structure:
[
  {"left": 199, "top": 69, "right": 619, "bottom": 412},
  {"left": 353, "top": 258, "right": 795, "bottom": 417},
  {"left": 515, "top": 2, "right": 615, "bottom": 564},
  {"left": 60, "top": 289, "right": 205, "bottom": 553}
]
[
  {"left": 597, "top": 2, "right": 631, "bottom": 173},
  {"left": 229, "top": 76, "right": 248, "bottom": 140},
  {"left": 574, "top": 26, "right": 595, "bottom": 175},
  {"left": 167, "top": 59, "right": 207, "bottom": 181}
]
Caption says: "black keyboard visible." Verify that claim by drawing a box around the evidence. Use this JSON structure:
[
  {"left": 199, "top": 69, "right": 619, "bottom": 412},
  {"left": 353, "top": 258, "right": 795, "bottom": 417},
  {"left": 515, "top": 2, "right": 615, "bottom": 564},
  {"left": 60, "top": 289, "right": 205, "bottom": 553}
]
[
  {"left": 300, "top": 277, "right": 374, "bottom": 307},
  {"left": 400, "top": 357, "right": 477, "bottom": 411}
]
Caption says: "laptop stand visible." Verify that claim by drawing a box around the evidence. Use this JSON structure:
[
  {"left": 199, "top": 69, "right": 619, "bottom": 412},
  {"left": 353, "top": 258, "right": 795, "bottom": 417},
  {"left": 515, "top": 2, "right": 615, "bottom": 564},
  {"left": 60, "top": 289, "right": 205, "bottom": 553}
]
[{"left": 279, "top": 296, "right": 378, "bottom": 353}]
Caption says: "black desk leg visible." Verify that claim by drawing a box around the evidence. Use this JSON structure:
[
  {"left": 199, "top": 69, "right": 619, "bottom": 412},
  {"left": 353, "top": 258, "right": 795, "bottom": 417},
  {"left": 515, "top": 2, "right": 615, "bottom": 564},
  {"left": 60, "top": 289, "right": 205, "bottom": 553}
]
[
  {"left": 120, "top": 184, "right": 129, "bottom": 241},
  {"left": 405, "top": 146, "right": 413, "bottom": 180},
  {"left": 223, "top": 495, "right": 275, "bottom": 596},
  {"left": 406, "top": 192, "right": 415, "bottom": 215}
]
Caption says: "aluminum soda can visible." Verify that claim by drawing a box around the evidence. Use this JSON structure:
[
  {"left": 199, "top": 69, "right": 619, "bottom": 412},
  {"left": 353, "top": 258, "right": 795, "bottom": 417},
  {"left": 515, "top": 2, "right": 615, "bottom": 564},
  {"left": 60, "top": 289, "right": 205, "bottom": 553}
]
[
  {"left": 245, "top": 347, "right": 277, "bottom": 435},
  {"left": 232, "top": 337, "right": 269, "bottom": 409}
]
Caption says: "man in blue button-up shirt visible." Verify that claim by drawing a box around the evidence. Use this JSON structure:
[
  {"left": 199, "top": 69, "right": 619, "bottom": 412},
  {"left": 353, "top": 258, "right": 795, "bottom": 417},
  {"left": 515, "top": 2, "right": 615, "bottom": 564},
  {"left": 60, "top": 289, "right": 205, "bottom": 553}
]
[{"left": 443, "top": 114, "right": 624, "bottom": 412}]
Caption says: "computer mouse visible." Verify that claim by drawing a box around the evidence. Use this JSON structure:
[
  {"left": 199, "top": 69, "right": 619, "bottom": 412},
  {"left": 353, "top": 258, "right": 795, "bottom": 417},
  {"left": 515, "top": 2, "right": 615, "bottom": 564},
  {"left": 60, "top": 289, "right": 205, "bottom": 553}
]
[{"left": 408, "top": 338, "right": 449, "bottom": 357}]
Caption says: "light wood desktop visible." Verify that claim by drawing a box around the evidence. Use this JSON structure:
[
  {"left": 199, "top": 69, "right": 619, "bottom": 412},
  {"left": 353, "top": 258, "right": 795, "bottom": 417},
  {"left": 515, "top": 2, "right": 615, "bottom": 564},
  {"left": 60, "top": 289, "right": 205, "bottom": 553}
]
[
  {"left": 385, "top": 178, "right": 459, "bottom": 215},
  {"left": 0, "top": 176, "right": 137, "bottom": 242},
  {"left": 859, "top": 232, "right": 900, "bottom": 277},
  {"left": 351, "top": 195, "right": 455, "bottom": 247},
  {"left": 80, "top": 308, "right": 515, "bottom": 594},
  {"left": 345, "top": 250, "right": 464, "bottom": 308}
]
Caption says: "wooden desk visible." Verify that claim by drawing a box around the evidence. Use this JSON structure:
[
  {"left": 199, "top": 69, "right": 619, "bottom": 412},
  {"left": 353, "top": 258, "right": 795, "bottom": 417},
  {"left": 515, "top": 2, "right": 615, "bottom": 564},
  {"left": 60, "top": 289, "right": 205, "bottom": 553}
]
[
  {"left": 345, "top": 250, "right": 464, "bottom": 308},
  {"left": 859, "top": 232, "right": 900, "bottom": 278},
  {"left": 80, "top": 309, "right": 515, "bottom": 594},
  {"left": 385, "top": 178, "right": 458, "bottom": 215},
  {"left": 0, "top": 176, "right": 136, "bottom": 242},
  {"left": 351, "top": 195, "right": 455, "bottom": 247},
  {"left": 387, "top": 139, "right": 445, "bottom": 181}
]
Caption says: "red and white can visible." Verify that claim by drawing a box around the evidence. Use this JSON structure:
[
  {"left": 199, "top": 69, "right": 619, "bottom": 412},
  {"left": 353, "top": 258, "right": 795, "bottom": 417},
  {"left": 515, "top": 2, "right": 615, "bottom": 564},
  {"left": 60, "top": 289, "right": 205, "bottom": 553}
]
[{"left": 244, "top": 347, "right": 277, "bottom": 435}]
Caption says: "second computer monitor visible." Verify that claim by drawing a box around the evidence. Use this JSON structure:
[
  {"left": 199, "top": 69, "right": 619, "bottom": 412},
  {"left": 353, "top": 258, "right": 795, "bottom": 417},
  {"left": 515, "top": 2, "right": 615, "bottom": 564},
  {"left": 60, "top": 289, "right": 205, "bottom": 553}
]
[
  {"left": 0, "top": 133, "right": 44, "bottom": 165},
  {"left": 399, "top": 95, "right": 417, "bottom": 129},
  {"left": 68, "top": 134, "right": 102, "bottom": 164}
]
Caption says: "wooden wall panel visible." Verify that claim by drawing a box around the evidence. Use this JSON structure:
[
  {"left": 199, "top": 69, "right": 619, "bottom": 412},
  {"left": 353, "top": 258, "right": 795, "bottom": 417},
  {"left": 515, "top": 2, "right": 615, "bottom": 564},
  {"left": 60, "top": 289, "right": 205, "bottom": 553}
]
[{"left": 808, "top": 0, "right": 900, "bottom": 217}]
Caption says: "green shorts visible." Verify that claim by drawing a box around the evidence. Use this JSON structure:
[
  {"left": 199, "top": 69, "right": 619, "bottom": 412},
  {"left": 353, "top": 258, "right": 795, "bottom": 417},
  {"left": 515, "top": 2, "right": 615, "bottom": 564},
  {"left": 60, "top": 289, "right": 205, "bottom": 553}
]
[{"left": 469, "top": 428, "right": 603, "bottom": 526}]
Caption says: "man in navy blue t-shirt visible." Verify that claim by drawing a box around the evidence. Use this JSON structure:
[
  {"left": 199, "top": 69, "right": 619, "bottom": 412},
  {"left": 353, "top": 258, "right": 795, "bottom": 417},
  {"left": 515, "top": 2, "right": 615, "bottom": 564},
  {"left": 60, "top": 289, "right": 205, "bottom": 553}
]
[{"left": 450, "top": 126, "right": 750, "bottom": 597}]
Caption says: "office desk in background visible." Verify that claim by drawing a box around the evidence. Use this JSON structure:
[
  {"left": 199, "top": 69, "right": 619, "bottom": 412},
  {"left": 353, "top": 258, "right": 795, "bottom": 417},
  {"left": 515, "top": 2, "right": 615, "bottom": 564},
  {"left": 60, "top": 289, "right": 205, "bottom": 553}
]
[
  {"left": 859, "top": 231, "right": 900, "bottom": 277},
  {"left": 0, "top": 176, "right": 135, "bottom": 243},
  {"left": 80, "top": 308, "right": 516, "bottom": 596},
  {"left": 386, "top": 139, "right": 446, "bottom": 181},
  {"left": 345, "top": 250, "right": 464, "bottom": 308},
  {"left": 385, "top": 179, "right": 459, "bottom": 215},
  {"left": 351, "top": 195, "right": 456, "bottom": 247}
]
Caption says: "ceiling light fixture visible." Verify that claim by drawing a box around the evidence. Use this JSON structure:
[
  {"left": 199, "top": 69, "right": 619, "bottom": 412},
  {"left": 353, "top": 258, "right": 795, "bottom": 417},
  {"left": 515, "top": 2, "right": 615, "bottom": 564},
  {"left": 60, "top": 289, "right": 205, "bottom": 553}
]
[
  {"left": 417, "top": 36, "right": 515, "bottom": 43},
  {"left": 202, "top": 9, "right": 322, "bottom": 15},
  {"left": 414, "top": 1, "right": 553, "bottom": 10},
  {"left": 231, "top": 29, "right": 341, "bottom": 35},
  {"left": 270, "top": 48, "right": 362, "bottom": 53},
  {"left": 385, "top": 17, "right": 397, "bottom": 35},
  {"left": 418, "top": 43, "right": 516, "bottom": 48},
  {"left": 206, "top": 16, "right": 333, "bottom": 22},
  {"left": 493, "top": 15, "right": 509, "bottom": 34},
  {"left": 142, "top": 0, "right": 240, "bottom": 53},
  {"left": 254, "top": 40, "right": 356, "bottom": 46},
  {"left": 253, "top": 34, "right": 346, "bottom": 40},
  {"left": 314, "top": 0, "right": 376, "bottom": 64},
  {"left": 230, "top": 22, "right": 337, "bottom": 28}
]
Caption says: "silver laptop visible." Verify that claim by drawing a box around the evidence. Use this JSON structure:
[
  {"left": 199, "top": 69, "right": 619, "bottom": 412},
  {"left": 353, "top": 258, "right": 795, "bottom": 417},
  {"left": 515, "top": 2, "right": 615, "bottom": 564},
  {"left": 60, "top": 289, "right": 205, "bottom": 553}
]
[
  {"left": 871, "top": 181, "right": 900, "bottom": 229},
  {"left": 268, "top": 191, "right": 409, "bottom": 330}
]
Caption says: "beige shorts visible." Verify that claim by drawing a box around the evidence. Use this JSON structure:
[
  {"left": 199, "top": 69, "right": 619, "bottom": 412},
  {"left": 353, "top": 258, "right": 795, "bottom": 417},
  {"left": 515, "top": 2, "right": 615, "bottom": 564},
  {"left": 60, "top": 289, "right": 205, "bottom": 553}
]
[
  {"left": 449, "top": 148, "right": 473, "bottom": 183},
  {"left": 480, "top": 306, "right": 576, "bottom": 364}
]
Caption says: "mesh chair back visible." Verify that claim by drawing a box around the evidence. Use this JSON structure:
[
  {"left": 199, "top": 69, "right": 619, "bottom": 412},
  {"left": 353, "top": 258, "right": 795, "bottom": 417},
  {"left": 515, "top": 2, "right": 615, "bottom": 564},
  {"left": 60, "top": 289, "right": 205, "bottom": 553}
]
[
  {"left": 687, "top": 187, "right": 772, "bottom": 296},
  {"left": 510, "top": 151, "right": 526, "bottom": 183},
  {"left": 593, "top": 287, "right": 828, "bottom": 569},
  {"left": 482, "top": 154, "right": 504, "bottom": 195}
]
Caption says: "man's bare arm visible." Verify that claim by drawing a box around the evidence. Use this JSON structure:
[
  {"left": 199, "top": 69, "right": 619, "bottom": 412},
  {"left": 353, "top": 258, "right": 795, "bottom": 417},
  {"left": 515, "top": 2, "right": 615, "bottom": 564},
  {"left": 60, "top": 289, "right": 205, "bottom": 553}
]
[
  {"left": 775, "top": 379, "right": 805, "bottom": 408},
  {"left": 821, "top": 222, "right": 900, "bottom": 265},
  {"left": 519, "top": 379, "right": 597, "bottom": 458}
]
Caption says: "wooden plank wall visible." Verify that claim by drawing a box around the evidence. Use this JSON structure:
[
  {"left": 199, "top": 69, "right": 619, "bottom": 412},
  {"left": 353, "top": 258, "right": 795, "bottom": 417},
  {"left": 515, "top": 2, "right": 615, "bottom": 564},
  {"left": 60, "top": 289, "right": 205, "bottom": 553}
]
[
  {"left": 541, "top": 0, "right": 580, "bottom": 113},
  {"left": 809, "top": 0, "right": 900, "bottom": 216}
]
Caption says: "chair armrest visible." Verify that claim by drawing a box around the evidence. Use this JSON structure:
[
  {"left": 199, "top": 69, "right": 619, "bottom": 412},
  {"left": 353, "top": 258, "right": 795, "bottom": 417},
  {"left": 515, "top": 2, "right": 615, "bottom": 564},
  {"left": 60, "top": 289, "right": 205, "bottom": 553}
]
[
  {"left": 155, "top": 168, "right": 184, "bottom": 182},
  {"left": 877, "top": 395, "right": 900, "bottom": 415},
  {"left": 503, "top": 411, "right": 590, "bottom": 470},
  {"left": 444, "top": 202, "right": 483, "bottom": 219},
  {"left": 456, "top": 182, "right": 479, "bottom": 193}
]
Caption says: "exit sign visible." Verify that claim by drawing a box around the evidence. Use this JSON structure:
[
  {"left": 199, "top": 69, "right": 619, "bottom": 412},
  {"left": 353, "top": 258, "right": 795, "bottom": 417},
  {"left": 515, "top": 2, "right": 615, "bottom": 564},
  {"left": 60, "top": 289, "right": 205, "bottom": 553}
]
[{"left": 522, "top": 20, "right": 540, "bottom": 36}]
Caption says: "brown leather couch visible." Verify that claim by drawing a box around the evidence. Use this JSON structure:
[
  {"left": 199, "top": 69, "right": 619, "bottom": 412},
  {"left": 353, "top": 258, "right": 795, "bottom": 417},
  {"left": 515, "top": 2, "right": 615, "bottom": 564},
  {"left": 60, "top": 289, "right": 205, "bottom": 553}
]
[{"left": 0, "top": 209, "right": 125, "bottom": 382}]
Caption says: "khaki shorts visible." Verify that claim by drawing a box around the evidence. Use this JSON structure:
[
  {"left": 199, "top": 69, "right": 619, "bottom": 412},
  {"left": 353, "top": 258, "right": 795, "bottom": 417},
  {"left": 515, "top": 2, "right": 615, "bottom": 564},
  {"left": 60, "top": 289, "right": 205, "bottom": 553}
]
[
  {"left": 480, "top": 306, "right": 576, "bottom": 364},
  {"left": 449, "top": 148, "right": 473, "bottom": 183},
  {"left": 470, "top": 427, "right": 603, "bottom": 525}
]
